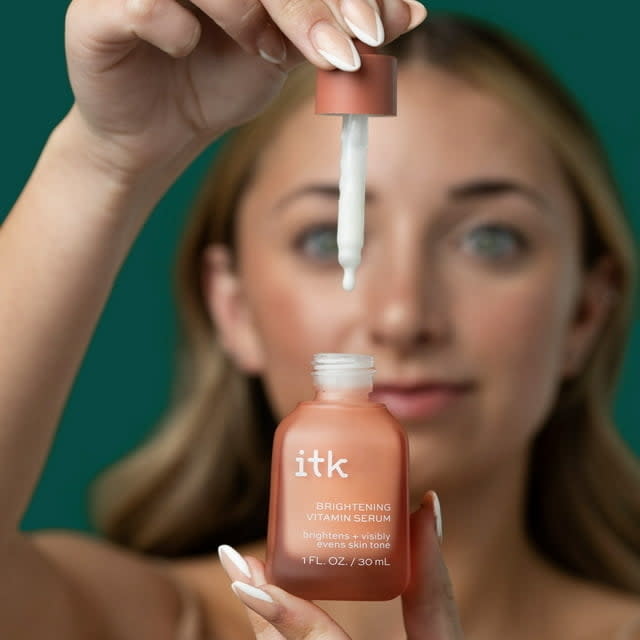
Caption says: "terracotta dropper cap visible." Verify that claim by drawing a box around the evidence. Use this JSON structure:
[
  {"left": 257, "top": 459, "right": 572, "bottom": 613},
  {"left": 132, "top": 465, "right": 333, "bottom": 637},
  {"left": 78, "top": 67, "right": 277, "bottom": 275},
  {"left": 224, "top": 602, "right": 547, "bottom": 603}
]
[{"left": 315, "top": 43, "right": 397, "bottom": 116}]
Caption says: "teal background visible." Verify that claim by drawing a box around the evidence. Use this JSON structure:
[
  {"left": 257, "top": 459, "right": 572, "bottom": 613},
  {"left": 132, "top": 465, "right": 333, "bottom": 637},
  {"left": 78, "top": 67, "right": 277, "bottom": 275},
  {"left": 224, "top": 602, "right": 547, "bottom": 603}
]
[{"left": 0, "top": 1, "right": 637, "bottom": 533}]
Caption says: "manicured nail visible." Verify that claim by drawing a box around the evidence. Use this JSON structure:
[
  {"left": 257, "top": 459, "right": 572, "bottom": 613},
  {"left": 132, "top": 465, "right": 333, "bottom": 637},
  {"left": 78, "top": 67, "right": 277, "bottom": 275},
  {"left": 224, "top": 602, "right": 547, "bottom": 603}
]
[
  {"left": 231, "top": 581, "right": 280, "bottom": 619},
  {"left": 431, "top": 491, "right": 443, "bottom": 544},
  {"left": 403, "top": 0, "right": 428, "bottom": 31},
  {"left": 310, "top": 21, "right": 361, "bottom": 71},
  {"left": 218, "top": 545, "right": 252, "bottom": 581},
  {"left": 342, "top": 0, "right": 384, "bottom": 47},
  {"left": 257, "top": 24, "right": 287, "bottom": 65},
  {"left": 422, "top": 490, "right": 443, "bottom": 544}
]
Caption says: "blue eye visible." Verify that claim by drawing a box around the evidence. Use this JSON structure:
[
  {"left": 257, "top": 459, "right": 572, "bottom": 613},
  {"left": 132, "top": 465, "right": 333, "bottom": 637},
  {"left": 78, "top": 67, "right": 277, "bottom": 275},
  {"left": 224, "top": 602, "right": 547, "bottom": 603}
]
[
  {"left": 463, "top": 224, "right": 527, "bottom": 261},
  {"left": 295, "top": 225, "right": 339, "bottom": 262}
]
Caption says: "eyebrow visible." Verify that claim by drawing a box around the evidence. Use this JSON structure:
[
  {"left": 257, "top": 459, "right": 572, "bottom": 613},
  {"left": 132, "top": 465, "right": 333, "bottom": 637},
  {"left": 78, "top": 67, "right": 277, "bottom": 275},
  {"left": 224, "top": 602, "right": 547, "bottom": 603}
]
[
  {"left": 273, "top": 178, "right": 549, "bottom": 213},
  {"left": 448, "top": 178, "right": 549, "bottom": 210},
  {"left": 274, "top": 184, "right": 373, "bottom": 212}
]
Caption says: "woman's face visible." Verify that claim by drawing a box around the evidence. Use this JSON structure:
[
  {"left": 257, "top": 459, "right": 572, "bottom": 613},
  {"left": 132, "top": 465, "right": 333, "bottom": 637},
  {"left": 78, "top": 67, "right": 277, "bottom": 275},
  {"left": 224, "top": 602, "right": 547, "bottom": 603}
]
[{"left": 209, "top": 63, "right": 600, "bottom": 496}]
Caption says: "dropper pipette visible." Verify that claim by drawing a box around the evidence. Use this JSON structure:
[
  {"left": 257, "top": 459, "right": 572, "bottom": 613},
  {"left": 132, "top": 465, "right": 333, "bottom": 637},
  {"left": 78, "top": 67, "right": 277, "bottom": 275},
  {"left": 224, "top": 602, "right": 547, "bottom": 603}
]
[
  {"left": 315, "top": 44, "right": 397, "bottom": 292},
  {"left": 338, "top": 113, "right": 368, "bottom": 291}
]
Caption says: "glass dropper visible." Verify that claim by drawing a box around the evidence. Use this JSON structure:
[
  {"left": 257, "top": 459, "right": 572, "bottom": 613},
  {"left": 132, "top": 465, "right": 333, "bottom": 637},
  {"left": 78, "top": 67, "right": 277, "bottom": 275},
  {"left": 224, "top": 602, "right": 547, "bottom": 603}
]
[
  {"left": 315, "top": 44, "right": 397, "bottom": 292},
  {"left": 338, "top": 113, "right": 368, "bottom": 291}
]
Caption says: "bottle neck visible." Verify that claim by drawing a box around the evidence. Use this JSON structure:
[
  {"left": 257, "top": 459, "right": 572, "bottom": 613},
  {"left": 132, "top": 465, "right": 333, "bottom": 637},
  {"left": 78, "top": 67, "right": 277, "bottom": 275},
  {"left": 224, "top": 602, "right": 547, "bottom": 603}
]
[
  {"left": 313, "top": 385, "right": 372, "bottom": 404},
  {"left": 311, "top": 353, "right": 375, "bottom": 403}
]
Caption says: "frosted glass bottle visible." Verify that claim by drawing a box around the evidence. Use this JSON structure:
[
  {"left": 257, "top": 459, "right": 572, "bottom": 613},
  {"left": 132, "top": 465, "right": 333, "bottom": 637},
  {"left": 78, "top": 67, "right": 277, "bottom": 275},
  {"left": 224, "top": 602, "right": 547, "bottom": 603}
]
[{"left": 265, "top": 354, "right": 410, "bottom": 601}]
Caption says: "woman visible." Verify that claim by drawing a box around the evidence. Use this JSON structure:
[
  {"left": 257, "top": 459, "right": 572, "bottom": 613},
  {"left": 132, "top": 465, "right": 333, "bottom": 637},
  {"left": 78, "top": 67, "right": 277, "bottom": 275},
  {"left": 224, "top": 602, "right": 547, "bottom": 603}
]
[{"left": 0, "top": 1, "right": 638, "bottom": 638}]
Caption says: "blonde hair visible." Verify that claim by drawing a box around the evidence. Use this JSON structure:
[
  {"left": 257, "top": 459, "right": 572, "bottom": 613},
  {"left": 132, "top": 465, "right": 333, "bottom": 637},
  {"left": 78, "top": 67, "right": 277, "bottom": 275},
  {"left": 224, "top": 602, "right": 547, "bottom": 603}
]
[{"left": 91, "top": 14, "right": 640, "bottom": 590}]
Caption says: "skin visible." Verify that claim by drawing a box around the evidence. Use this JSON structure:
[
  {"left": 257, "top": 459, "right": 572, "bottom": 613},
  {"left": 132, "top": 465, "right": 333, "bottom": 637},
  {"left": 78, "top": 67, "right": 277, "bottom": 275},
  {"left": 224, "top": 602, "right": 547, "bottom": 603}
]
[
  {"left": 1, "top": 0, "right": 635, "bottom": 636},
  {"left": 207, "top": 63, "right": 611, "bottom": 503},
  {"left": 200, "top": 63, "right": 635, "bottom": 639},
  {"left": 0, "top": 2, "right": 428, "bottom": 637}
]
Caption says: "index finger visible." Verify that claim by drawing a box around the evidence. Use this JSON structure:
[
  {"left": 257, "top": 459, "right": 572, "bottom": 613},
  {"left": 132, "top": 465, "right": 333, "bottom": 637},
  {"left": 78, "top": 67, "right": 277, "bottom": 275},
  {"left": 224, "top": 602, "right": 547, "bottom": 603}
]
[
  {"left": 187, "top": 0, "right": 356, "bottom": 71},
  {"left": 231, "top": 556, "right": 352, "bottom": 640}
]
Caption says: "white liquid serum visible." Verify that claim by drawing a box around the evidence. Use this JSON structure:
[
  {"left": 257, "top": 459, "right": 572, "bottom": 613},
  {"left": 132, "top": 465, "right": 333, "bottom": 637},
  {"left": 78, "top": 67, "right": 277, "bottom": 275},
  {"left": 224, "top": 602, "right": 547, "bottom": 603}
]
[{"left": 338, "top": 114, "right": 369, "bottom": 292}]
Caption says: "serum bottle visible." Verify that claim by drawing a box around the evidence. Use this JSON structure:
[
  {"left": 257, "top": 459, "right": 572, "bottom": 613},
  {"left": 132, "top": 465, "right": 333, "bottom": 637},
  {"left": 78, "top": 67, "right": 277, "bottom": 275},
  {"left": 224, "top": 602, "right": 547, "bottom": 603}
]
[{"left": 265, "top": 354, "right": 410, "bottom": 601}]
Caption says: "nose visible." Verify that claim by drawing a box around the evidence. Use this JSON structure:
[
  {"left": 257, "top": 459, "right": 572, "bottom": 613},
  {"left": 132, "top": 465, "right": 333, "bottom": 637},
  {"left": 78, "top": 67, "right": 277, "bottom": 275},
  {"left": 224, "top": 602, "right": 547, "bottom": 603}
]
[{"left": 363, "top": 223, "right": 451, "bottom": 357}]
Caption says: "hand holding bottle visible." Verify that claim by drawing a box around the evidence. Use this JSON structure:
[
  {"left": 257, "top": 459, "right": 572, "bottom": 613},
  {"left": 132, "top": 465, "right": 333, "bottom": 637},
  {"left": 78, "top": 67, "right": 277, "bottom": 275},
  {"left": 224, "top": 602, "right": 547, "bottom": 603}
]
[
  {"left": 220, "top": 493, "right": 465, "bottom": 639},
  {"left": 64, "top": 0, "right": 427, "bottom": 179}
]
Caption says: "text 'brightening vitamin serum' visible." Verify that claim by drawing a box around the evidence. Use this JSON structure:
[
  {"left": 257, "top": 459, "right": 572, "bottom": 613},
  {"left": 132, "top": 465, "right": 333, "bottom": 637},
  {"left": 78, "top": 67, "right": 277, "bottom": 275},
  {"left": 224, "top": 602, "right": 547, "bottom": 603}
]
[
  {"left": 265, "top": 354, "right": 410, "bottom": 601},
  {"left": 315, "top": 45, "right": 397, "bottom": 291}
]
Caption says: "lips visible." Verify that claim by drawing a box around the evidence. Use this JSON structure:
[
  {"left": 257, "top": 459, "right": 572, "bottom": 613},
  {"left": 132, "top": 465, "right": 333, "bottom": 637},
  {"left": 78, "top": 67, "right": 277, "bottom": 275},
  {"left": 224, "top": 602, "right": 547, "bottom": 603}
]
[{"left": 370, "top": 382, "right": 474, "bottom": 421}]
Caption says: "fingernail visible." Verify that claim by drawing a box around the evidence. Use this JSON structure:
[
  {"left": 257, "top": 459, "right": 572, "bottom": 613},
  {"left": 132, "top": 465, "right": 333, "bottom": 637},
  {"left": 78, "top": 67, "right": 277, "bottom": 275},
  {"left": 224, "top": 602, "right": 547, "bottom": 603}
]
[
  {"left": 403, "top": 0, "right": 428, "bottom": 31},
  {"left": 310, "top": 21, "right": 361, "bottom": 71},
  {"left": 422, "top": 491, "right": 443, "bottom": 544},
  {"left": 342, "top": 0, "right": 384, "bottom": 47},
  {"left": 431, "top": 491, "right": 443, "bottom": 544},
  {"left": 218, "top": 545, "right": 252, "bottom": 581},
  {"left": 231, "top": 581, "right": 280, "bottom": 619},
  {"left": 257, "top": 24, "right": 287, "bottom": 65}
]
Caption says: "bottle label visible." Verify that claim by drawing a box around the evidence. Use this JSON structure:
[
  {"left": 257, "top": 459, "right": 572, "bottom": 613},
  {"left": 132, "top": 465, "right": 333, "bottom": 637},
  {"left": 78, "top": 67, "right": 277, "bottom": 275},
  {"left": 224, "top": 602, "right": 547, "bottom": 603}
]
[
  {"left": 280, "top": 443, "right": 406, "bottom": 571},
  {"left": 268, "top": 406, "right": 409, "bottom": 597}
]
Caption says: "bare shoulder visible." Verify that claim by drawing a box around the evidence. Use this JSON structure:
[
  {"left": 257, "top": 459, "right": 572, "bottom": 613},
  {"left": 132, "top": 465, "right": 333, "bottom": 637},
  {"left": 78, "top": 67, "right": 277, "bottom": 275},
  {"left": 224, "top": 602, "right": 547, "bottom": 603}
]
[
  {"left": 34, "top": 532, "right": 263, "bottom": 640},
  {"left": 31, "top": 529, "right": 183, "bottom": 640},
  {"left": 557, "top": 574, "right": 640, "bottom": 640},
  {"left": 586, "top": 588, "right": 640, "bottom": 640}
]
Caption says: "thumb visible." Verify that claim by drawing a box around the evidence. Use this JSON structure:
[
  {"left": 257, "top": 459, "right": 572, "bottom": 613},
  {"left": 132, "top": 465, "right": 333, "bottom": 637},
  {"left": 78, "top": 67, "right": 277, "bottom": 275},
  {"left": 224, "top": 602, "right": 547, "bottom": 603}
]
[{"left": 402, "top": 491, "right": 464, "bottom": 639}]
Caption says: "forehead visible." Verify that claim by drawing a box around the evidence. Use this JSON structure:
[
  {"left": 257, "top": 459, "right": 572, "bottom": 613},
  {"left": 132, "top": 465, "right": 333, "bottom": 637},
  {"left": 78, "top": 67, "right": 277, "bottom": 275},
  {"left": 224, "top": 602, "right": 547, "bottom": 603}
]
[{"left": 248, "top": 63, "right": 572, "bottom": 209}]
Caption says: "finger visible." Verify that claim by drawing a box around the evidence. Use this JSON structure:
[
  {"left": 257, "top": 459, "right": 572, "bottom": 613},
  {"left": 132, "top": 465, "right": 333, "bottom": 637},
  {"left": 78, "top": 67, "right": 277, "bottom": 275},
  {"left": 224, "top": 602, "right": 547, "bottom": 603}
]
[
  {"left": 227, "top": 555, "right": 350, "bottom": 640},
  {"left": 218, "top": 549, "right": 282, "bottom": 639},
  {"left": 193, "top": 0, "right": 357, "bottom": 71},
  {"left": 327, "top": 0, "right": 427, "bottom": 48},
  {"left": 261, "top": 0, "right": 362, "bottom": 71},
  {"left": 245, "top": 555, "right": 268, "bottom": 585},
  {"left": 189, "top": 0, "right": 292, "bottom": 67},
  {"left": 402, "top": 491, "right": 464, "bottom": 640},
  {"left": 66, "top": 0, "right": 202, "bottom": 61},
  {"left": 124, "top": 0, "right": 203, "bottom": 57},
  {"left": 241, "top": 557, "right": 286, "bottom": 640},
  {"left": 375, "top": 0, "right": 428, "bottom": 42},
  {"left": 218, "top": 544, "right": 253, "bottom": 583},
  {"left": 231, "top": 581, "right": 352, "bottom": 640}
]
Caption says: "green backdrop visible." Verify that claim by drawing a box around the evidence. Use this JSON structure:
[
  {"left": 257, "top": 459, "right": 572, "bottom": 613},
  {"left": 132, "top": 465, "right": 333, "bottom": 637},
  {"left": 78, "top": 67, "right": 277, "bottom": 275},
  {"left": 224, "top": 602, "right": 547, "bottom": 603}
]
[{"left": 1, "top": 1, "right": 637, "bottom": 533}]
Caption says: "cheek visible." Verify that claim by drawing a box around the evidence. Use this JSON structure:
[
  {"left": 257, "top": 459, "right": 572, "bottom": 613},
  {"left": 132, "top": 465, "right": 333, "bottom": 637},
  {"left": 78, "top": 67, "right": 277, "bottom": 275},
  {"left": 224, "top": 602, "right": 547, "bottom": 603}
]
[
  {"left": 457, "top": 264, "right": 576, "bottom": 444},
  {"left": 241, "top": 251, "right": 342, "bottom": 418}
]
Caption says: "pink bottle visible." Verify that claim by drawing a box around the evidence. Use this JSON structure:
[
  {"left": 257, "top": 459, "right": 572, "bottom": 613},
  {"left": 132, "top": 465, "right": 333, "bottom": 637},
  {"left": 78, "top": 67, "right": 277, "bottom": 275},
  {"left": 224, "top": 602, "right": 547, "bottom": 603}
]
[{"left": 266, "top": 354, "right": 410, "bottom": 601}]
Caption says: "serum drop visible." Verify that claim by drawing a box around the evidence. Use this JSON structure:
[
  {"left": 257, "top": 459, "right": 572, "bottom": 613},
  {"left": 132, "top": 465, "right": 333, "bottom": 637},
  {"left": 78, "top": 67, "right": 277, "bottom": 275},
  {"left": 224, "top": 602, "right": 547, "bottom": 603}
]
[{"left": 266, "top": 354, "right": 410, "bottom": 601}]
